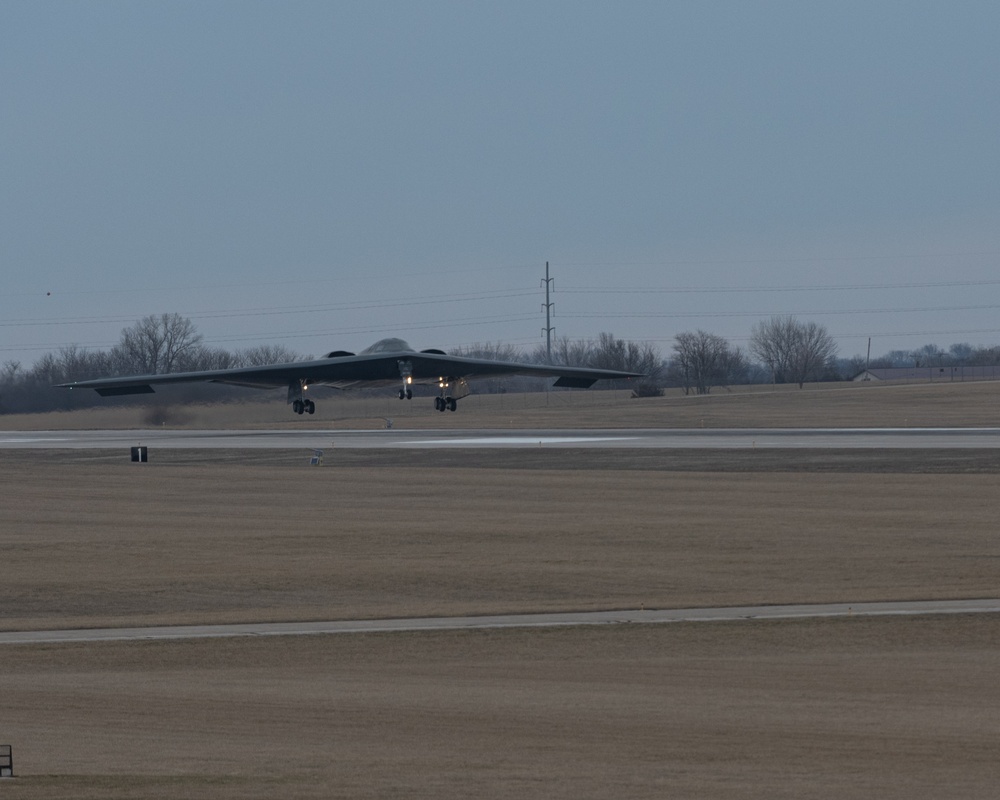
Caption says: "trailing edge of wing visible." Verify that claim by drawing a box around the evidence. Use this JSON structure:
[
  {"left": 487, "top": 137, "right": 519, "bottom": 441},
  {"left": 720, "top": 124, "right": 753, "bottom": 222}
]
[
  {"left": 96, "top": 385, "right": 155, "bottom": 396},
  {"left": 552, "top": 376, "right": 598, "bottom": 389}
]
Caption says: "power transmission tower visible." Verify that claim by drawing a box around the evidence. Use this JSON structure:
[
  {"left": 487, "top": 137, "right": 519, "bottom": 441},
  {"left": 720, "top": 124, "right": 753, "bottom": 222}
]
[{"left": 541, "top": 261, "right": 554, "bottom": 363}]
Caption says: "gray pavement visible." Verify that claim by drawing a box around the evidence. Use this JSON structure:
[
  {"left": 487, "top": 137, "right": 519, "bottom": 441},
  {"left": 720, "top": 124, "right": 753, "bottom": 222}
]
[
  {"left": 3, "top": 599, "right": 999, "bottom": 645},
  {"left": 5, "top": 427, "right": 1000, "bottom": 449}
]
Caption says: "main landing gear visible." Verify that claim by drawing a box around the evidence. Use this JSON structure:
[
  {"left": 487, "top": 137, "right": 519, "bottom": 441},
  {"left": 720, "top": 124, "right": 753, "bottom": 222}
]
[
  {"left": 397, "top": 383, "right": 454, "bottom": 410},
  {"left": 288, "top": 380, "right": 315, "bottom": 415},
  {"left": 398, "top": 382, "right": 455, "bottom": 411},
  {"left": 394, "top": 363, "right": 470, "bottom": 413},
  {"left": 434, "top": 377, "right": 469, "bottom": 412}
]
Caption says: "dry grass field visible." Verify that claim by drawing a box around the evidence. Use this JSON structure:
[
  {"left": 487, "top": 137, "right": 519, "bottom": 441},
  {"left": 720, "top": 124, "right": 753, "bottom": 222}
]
[
  {"left": 2, "top": 380, "right": 1000, "bottom": 797},
  {"left": 2, "top": 452, "right": 1000, "bottom": 631},
  {"left": 5, "top": 617, "right": 1000, "bottom": 800}
]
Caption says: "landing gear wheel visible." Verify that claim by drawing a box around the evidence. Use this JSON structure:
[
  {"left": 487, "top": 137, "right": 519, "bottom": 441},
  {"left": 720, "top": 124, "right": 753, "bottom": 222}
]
[
  {"left": 305, "top": 399, "right": 315, "bottom": 415},
  {"left": 434, "top": 397, "right": 445, "bottom": 412},
  {"left": 292, "top": 399, "right": 304, "bottom": 415},
  {"left": 447, "top": 397, "right": 457, "bottom": 412},
  {"left": 405, "top": 388, "right": 413, "bottom": 400},
  {"left": 398, "top": 389, "right": 406, "bottom": 400}
]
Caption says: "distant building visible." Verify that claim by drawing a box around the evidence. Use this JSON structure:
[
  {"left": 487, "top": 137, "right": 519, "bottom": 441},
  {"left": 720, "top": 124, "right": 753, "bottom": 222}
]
[{"left": 852, "top": 366, "right": 1000, "bottom": 382}]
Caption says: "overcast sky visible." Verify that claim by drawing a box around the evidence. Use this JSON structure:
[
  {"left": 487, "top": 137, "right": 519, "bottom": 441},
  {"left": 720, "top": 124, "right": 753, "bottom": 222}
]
[{"left": 3, "top": 1, "right": 999, "bottom": 367}]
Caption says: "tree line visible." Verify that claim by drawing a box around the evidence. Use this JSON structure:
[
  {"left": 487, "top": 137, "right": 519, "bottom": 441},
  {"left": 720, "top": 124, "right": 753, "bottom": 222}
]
[
  {"left": 3, "top": 311, "right": 997, "bottom": 414},
  {"left": 1, "top": 313, "right": 300, "bottom": 414}
]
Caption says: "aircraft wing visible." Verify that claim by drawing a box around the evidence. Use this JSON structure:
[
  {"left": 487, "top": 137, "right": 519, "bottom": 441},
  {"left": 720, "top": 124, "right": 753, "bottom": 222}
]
[
  {"left": 58, "top": 339, "right": 644, "bottom": 416},
  {"left": 58, "top": 348, "right": 642, "bottom": 396},
  {"left": 390, "top": 351, "right": 643, "bottom": 389}
]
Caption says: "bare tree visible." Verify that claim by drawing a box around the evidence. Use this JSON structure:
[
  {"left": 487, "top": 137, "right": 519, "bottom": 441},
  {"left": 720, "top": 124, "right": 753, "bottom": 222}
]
[
  {"left": 185, "top": 347, "right": 238, "bottom": 371},
  {"left": 789, "top": 320, "right": 838, "bottom": 387},
  {"left": 113, "top": 313, "right": 203, "bottom": 375},
  {"left": 548, "top": 336, "right": 595, "bottom": 367},
  {"left": 589, "top": 332, "right": 663, "bottom": 392},
  {"left": 875, "top": 349, "right": 916, "bottom": 368},
  {"left": 969, "top": 346, "right": 1000, "bottom": 366},
  {"left": 448, "top": 342, "right": 541, "bottom": 394},
  {"left": 53, "top": 345, "right": 114, "bottom": 383},
  {"left": 232, "top": 344, "right": 301, "bottom": 367},
  {"left": 750, "top": 316, "right": 837, "bottom": 388},
  {"left": 449, "top": 342, "right": 523, "bottom": 362},
  {"left": 672, "top": 330, "right": 745, "bottom": 394},
  {"left": 948, "top": 343, "right": 975, "bottom": 365},
  {"left": 1, "top": 361, "right": 22, "bottom": 384},
  {"left": 912, "top": 343, "right": 946, "bottom": 368},
  {"left": 750, "top": 316, "right": 795, "bottom": 384}
]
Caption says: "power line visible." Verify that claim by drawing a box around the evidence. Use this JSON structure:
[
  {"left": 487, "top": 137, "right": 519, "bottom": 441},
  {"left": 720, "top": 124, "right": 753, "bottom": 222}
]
[
  {"left": 2, "top": 262, "right": 541, "bottom": 298},
  {"left": 555, "top": 251, "right": 1000, "bottom": 267},
  {"left": 561, "top": 303, "right": 1000, "bottom": 320},
  {"left": 561, "top": 278, "right": 1000, "bottom": 295},
  {"left": 544, "top": 327, "right": 1000, "bottom": 347},
  {"left": 0, "top": 288, "right": 539, "bottom": 328},
  {"left": 0, "top": 313, "right": 542, "bottom": 354}
]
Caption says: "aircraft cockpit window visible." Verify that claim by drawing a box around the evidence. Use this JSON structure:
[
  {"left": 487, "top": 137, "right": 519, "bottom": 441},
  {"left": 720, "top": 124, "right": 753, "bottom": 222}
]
[{"left": 361, "top": 338, "right": 413, "bottom": 354}]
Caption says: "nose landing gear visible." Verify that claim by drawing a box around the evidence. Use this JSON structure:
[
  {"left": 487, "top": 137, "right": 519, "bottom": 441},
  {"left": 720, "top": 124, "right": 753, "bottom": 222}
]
[{"left": 397, "top": 360, "right": 414, "bottom": 401}]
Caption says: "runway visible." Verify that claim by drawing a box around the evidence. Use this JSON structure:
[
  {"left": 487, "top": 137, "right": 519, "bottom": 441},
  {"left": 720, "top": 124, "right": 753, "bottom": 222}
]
[
  {"left": 3, "top": 599, "right": 999, "bottom": 645},
  {"left": 4, "top": 427, "right": 1000, "bottom": 449}
]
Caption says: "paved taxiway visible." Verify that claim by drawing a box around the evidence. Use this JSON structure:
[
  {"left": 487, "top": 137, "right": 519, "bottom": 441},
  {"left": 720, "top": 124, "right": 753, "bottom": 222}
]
[
  {"left": 4, "top": 427, "right": 1000, "bottom": 449},
  {"left": 3, "top": 599, "right": 999, "bottom": 645}
]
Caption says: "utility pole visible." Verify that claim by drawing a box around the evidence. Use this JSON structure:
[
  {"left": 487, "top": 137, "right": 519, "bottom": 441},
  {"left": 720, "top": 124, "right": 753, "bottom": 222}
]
[{"left": 541, "top": 261, "right": 554, "bottom": 363}]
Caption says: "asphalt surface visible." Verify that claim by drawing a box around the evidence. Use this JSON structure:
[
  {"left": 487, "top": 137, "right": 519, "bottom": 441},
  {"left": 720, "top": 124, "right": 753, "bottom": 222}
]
[
  {"left": 3, "top": 600, "right": 999, "bottom": 645},
  {"left": 5, "top": 427, "right": 1000, "bottom": 449}
]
